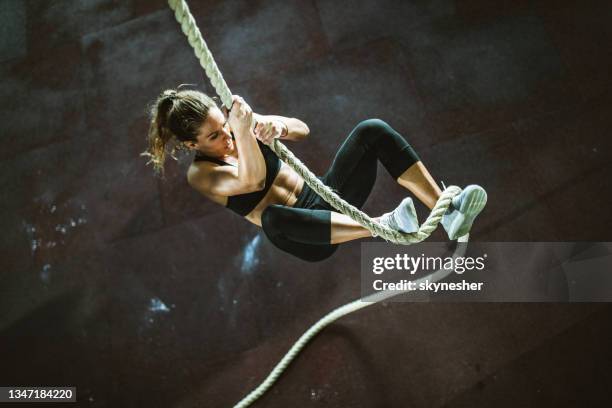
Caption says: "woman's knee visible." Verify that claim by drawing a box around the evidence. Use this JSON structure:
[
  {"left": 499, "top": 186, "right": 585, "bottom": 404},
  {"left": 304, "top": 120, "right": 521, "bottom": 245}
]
[
  {"left": 354, "top": 118, "right": 391, "bottom": 135},
  {"left": 351, "top": 118, "right": 394, "bottom": 146}
]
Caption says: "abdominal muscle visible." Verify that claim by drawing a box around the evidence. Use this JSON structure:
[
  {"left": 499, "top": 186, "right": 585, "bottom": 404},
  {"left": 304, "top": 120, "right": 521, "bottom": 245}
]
[
  {"left": 202, "top": 162, "right": 305, "bottom": 226},
  {"left": 244, "top": 162, "right": 304, "bottom": 226}
]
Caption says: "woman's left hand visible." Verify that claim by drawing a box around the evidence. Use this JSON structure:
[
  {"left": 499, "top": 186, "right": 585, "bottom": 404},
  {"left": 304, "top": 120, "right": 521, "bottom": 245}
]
[{"left": 254, "top": 120, "right": 287, "bottom": 145}]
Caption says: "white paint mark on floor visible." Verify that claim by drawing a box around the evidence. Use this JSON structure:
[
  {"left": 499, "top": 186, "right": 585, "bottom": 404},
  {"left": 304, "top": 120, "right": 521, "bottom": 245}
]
[
  {"left": 239, "top": 234, "right": 262, "bottom": 275},
  {"left": 148, "top": 297, "right": 170, "bottom": 313}
]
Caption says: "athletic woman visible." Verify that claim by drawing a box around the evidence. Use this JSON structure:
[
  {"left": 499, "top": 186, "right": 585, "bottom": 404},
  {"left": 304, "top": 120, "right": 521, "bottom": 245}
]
[{"left": 143, "top": 88, "right": 487, "bottom": 262}]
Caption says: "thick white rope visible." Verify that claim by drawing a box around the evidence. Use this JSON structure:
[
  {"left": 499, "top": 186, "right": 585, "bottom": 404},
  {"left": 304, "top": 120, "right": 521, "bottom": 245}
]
[{"left": 166, "top": 1, "right": 469, "bottom": 406}]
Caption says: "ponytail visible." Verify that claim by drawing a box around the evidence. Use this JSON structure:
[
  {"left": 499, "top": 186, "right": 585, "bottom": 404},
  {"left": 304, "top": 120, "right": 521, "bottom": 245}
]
[{"left": 141, "top": 90, "right": 177, "bottom": 176}]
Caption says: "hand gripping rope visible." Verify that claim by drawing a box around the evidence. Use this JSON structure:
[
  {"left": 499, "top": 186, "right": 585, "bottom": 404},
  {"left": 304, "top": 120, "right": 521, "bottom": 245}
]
[{"left": 167, "top": 0, "right": 469, "bottom": 406}]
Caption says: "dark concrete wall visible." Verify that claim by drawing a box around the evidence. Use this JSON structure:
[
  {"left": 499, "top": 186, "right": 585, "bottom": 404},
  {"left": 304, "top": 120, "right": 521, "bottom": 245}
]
[{"left": 1, "top": 1, "right": 611, "bottom": 407}]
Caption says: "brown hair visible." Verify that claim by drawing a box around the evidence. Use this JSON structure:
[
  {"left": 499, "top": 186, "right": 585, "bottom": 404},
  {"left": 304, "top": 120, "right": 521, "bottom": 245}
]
[{"left": 142, "top": 86, "right": 219, "bottom": 176}]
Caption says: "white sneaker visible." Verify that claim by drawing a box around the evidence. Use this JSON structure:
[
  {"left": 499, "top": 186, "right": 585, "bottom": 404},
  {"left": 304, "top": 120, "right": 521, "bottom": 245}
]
[
  {"left": 441, "top": 185, "right": 487, "bottom": 240},
  {"left": 379, "top": 197, "right": 419, "bottom": 233}
]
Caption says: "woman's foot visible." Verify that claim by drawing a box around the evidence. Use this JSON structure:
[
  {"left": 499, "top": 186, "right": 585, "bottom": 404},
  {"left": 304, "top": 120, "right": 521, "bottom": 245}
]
[
  {"left": 379, "top": 197, "right": 419, "bottom": 233},
  {"left": 441, "top": 185, "right": 487, "bottom": 240}
]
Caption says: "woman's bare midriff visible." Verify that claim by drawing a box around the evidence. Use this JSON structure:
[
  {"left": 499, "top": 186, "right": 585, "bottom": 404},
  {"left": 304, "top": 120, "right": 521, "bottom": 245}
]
[
  {"left": 244, "top": 162, "right": 304, "bottom": 226},
  {"left": 194, "top": 161, "right": 305, "bottom": 226}
]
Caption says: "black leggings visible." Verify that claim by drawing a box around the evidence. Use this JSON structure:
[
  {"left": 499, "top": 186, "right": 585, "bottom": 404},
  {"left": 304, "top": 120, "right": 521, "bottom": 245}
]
[{"left": 261, "top": 119, "right": 420, "bottom": 262}]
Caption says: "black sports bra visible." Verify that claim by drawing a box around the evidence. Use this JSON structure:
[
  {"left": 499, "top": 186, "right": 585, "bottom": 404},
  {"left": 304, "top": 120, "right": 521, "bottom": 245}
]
[{"left": 193, "top": 139, "right": 281, "bottom": 216}]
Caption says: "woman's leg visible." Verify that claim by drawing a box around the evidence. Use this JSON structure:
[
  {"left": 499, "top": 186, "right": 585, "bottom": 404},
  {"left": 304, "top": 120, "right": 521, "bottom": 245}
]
[
  {"left": 330, "top": 212, "right": 377, "bottom": 244},
  {"left": 262, "top": 205, "right": 376, "bottom": 244},
  {"left": 260, "top": 119, "right": 444, "bottom": 260},
  {"left": 334, "top": 119, "right": 443, "bottom": 210},
  {"left": 260, "top": 205, "right": 380, "bottom": 262},
  {"left": 261, "top": 205, "right": 338, "bottom": 262},
  {"left": 320, "top": 118, "right": 431, "bottom": 242},
  {"left": 396, "top": 161, "right": 442, "bottom": 210}
]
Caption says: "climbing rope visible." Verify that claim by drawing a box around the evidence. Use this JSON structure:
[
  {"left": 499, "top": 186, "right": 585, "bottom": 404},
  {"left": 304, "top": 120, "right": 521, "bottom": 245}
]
[{"left": 166, "top": 0, "right": 469, "bottom": 406}]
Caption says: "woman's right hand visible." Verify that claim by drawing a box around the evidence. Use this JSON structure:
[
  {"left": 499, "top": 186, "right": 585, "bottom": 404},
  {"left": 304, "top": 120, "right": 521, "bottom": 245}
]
[{"left": 227, "top": 95, "right": 253, "bottom": 137}]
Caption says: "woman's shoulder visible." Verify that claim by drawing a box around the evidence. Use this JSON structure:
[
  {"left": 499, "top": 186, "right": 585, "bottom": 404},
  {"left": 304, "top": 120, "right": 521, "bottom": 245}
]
[
  {"left": 186, "top": 162, "right": 229, "bottom": 206},
  {"left": 187, "top": 160, "right": 216, "bottom": 185},
  {"left": 187, "top": 160, "right": 220, "bottom": 180},
  {"left": 187, "top": 157, "right": 237, "bottom": 187}
]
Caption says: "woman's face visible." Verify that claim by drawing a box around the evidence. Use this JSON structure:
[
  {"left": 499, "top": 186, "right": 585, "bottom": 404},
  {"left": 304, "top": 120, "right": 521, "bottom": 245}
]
[{"left": 191, "top": 106, "right": 234, "bottom": 156}]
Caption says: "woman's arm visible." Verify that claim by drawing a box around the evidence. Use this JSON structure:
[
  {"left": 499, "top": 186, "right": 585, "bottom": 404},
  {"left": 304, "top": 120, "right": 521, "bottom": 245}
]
[
  {"left": 230, "top": 96, "right": 267, "bottom": 191},
  {"left": 253, "top": 113, "right": 310, "bottom": 144},
  {"left": 188, "top": 96, "right": 267, "bottom": 199}
]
